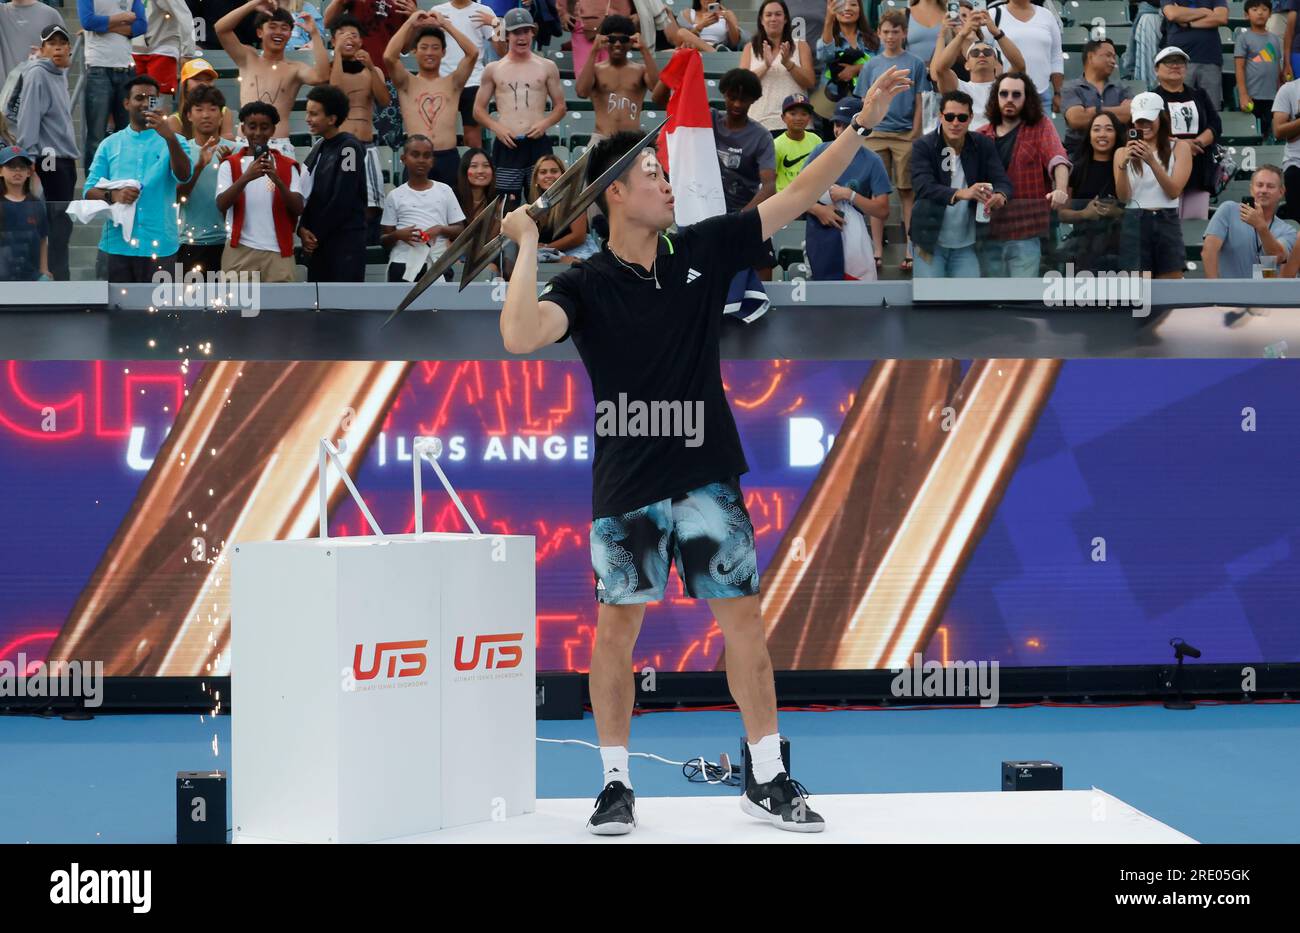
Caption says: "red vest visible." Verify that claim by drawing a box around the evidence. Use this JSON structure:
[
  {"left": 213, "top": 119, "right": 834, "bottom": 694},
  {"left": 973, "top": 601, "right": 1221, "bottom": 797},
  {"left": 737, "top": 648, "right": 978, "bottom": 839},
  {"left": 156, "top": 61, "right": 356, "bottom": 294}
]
[{"left": 225, "top": 147, "right": 297, "bottom": 257}]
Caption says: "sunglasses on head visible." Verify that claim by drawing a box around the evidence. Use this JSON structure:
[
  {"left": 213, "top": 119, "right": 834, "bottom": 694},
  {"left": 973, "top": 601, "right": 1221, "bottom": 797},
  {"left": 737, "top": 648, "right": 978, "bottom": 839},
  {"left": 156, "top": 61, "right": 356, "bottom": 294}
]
[
  {"left": 998, "top": 89, "right": 1023, "bottom": 99},
  {"left": 942, "top": 111, "right": 971, "bottom": 123}
]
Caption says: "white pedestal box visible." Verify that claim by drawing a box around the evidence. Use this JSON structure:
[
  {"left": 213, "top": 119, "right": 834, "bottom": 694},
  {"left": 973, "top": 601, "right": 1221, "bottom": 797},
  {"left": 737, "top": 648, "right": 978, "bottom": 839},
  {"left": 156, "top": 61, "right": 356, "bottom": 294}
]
[{"left": 230, "top": 439, "right": 536, "bottom": 842}]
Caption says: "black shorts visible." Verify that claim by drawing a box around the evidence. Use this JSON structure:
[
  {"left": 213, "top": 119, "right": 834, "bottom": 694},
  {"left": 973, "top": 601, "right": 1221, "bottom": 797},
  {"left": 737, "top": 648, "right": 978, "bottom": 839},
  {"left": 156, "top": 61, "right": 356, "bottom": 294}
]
[
  {"left": 589, "top": 477, "right": 760, "bottom": 604},
  {"left": 459, "top": 84, "right": 480, "bottom": 127},
  {"left": 432, "top": 147, "right": 460, "bottom": 188},
  {"left": 492, "top": 135, "right": 554, "bottom": 201},
  {"left": 1121, "top": 208, "right": 1184, "bottom": 276}
]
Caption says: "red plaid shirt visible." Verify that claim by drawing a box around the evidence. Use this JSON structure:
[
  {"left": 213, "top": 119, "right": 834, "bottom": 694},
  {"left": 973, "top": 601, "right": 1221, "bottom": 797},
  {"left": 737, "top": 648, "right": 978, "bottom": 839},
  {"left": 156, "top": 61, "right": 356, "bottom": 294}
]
[{"left": 977, "top": 118, "right": 1070, "bottom": 241}]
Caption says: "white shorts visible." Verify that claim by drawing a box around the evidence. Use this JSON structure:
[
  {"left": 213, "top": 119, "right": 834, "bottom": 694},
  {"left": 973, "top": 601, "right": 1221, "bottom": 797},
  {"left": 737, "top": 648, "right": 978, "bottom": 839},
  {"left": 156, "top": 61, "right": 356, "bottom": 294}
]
[{"left": 364, "top": 143, "right": 384, "bottom": 209}]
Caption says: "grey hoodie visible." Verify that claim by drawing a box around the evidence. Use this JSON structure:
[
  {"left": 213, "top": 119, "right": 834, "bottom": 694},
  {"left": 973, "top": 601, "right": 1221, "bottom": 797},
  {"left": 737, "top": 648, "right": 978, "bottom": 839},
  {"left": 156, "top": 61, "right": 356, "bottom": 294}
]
[{"left": 15, "top": 57, "right": 77, "bottom": 161}]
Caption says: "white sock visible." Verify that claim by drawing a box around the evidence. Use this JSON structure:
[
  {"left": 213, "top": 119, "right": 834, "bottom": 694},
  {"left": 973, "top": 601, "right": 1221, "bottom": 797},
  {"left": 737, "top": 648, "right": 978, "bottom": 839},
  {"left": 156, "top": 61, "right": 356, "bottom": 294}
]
[
  {"left": 600, "top": 745, "right": 631, "bottom": 789},
  {"left": 748, "top": 733, "right": 784, "bottom": 784}
]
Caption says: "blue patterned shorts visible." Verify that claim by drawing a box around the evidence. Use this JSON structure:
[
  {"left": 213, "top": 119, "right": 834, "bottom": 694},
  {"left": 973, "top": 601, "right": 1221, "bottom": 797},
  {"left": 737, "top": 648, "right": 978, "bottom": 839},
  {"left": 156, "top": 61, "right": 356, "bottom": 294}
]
[{"left": 590, "top": 477, "right": 761, "bottom": 604}]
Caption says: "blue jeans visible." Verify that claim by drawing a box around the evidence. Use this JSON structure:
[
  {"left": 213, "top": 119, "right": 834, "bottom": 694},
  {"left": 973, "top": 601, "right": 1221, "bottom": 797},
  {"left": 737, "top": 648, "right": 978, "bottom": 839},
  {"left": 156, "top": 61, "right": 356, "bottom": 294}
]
[
  {"left": 1040, "top": 87, "right": 1055, "bottom": 115},
  {"left": 913, "top": 243, "right": 981, "bottom": 277},
  {"left": 84, "top": 66, "right": 134, "bottom": 169},
  {"left": 980, "top": 237, "right": 1042, "bottom": 277}
]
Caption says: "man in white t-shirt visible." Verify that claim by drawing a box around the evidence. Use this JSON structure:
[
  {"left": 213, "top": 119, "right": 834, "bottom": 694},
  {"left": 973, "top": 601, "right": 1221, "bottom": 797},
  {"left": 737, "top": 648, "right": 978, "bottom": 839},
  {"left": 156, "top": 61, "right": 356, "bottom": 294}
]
[
  {"left": 929, "top": 9, "right": 1025, "bottom": 131},
  {"left": 433, "top": 0, "right": 503, "bottom": 149},
  {"left": 380, "top": 134, "right": 467, "bottom": 282},
  {"left": 215, "top": 101, "right": 306, "bottom": 283},
  {"left": 1273, "top": 76, "right": 1300, "bottom": 221}
]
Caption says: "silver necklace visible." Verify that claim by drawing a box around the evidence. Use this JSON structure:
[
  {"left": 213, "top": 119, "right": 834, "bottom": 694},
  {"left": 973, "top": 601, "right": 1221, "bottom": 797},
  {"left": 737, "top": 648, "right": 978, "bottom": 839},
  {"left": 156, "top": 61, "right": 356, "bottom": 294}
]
[{"left": 609, "top": 245, "right": 660, "bottom": 289}]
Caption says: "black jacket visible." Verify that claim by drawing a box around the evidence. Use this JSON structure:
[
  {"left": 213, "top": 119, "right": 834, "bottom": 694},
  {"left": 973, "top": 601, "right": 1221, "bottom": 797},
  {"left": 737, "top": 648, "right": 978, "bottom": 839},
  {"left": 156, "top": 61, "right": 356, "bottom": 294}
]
[
  {"left": 909, "top": 129, "right": 1013, "bottom": 255},
  {"left": 300, "top": 132, "right": 367, "bottom": 237}
]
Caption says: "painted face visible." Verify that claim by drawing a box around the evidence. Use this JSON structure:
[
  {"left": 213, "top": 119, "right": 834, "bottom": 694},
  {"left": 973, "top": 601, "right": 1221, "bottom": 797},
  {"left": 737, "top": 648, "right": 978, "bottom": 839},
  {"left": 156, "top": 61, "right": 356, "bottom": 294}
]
[{"left": 467, "top": 153, "right": 494, "bottom": 188}]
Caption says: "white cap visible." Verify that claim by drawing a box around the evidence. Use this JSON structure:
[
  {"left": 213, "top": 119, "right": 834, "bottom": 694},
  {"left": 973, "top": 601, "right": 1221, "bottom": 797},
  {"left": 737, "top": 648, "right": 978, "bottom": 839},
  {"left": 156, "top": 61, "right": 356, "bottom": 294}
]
[
  {"left": 1154, "top": 46, "right": 1189, "bottom": 66},
  {"left": 1130, "top": 91, "right": 1165, "bottom": 122}
]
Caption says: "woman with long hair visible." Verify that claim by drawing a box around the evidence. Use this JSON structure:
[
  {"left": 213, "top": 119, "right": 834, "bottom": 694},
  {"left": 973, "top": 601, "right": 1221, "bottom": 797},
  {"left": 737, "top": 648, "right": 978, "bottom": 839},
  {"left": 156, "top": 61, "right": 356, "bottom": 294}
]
[
  {"left": 528, "top": 154, "right": 599, "bottom": 263},
  {"left": 170, "top": 59, "right": 236, "bottom": 139},
  {"left": 680, "top": 0, "right": 742, "bottom": 51},
  {"left": 740, "top": 0, "right": 816, "bottom": 132},
  {"left": 817, "top": 0, "right": 879, "bottom": 100},
  {"left": 456, "top": 146, "right": 501, "bottom": 276},
  {"left": 1114, "top": 93, "right": 1193, "bottom": 279},
  {"left": 1058, "top": 111, "right": 1124, "bottom": 272},
  {"left": 905, "top": 0, "right": 947, "bottom": 67}
]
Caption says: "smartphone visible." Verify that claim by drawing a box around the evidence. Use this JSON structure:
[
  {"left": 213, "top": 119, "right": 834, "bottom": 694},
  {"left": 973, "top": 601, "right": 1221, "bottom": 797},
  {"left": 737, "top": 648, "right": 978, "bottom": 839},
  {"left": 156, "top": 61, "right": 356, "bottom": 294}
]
[
  {"left": 147, "top": 94, "right": 159, "bottom": 111},
  {"left": 708, "top": 2, "right": 720, "bottom": 11},
  {"left": 947, "top": 0, "right": 960, "bottom": 16},
  {"left": 251, "top": 143, "right": 269, "bottom": 160},
  {"left": 1243, "top": 196, "right": 1256, "bottom": 208},
  {"left": 1128, "top": 128, "right": 1139, "bottom": 140}
]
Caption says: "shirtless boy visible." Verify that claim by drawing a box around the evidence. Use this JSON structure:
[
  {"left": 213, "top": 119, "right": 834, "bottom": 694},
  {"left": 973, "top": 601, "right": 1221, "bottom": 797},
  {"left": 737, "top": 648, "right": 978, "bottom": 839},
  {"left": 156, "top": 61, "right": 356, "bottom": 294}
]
[
  {"left": 215, "top": 0, "right": 331, "bottom": 157},
  {"left": 384, "top": 9, "right": 481, "bottom": 187},
  {"left": 330, "top": 16, "right": 392, "bottom": 216},
  {"left": 473, "top": 7, "right": 567, "bottom": 202},
  {"left": 575, "top": 14, "right": 660, "bottom": 144}
]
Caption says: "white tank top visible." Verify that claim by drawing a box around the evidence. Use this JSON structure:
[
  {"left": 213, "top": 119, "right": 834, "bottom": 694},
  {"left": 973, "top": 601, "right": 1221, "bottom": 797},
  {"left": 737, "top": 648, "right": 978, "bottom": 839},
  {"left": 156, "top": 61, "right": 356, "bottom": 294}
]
[
  {"left": 1126, "top": 149, "right": 1179, "bottom": 209},
  {"left": 750, "top": 44, "right": 805, "bottom": 132}
]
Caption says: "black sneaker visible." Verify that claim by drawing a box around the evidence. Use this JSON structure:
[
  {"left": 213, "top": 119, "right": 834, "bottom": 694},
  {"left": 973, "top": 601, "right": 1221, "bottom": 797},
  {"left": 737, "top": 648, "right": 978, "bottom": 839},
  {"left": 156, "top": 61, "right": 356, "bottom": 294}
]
[
  {"left": 742, "top": 772, "right": 826, "bottom": 833},
  {"left": 587, "top": 781, "right": 636, "bottom": 836}
]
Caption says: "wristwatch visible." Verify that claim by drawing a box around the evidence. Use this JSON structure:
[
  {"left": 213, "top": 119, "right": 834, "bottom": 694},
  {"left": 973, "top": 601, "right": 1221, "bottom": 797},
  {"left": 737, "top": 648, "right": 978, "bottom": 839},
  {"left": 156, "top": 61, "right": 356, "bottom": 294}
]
[
  {"left": 991, "top": 29, "right": 1005, "bottom": 40},
  {"left": 850, "top": 114, "right": 870, "bottom": 137}
]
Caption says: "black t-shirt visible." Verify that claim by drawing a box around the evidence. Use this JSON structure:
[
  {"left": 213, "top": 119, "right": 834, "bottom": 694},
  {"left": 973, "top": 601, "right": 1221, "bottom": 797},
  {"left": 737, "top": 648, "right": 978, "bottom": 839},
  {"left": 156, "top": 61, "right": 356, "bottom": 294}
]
[
  {"left": 993, "top": 123, "right": 1020, "bottom": 168},
  {"left": 1152, "top": 84, "right": 1221, "bottom": 193},
  {"left": 541, "top": 209, "right": 767, "bottom": 518},
  {"left": 1071, "top": 157, "right": 1116, "bottom": 201}
]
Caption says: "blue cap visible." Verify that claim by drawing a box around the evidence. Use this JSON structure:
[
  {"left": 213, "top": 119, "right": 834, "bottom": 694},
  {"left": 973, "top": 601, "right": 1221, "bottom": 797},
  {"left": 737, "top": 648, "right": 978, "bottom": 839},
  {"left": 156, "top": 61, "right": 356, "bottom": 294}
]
[
  {"left": 833, "top": 96, "right": 863, "bottom": 124},
  {"left": 782, "top": 94, "right": 814, "bottom": 114},
  {"left": 0, "top": 145, "right": 34, "bottom": 167}
]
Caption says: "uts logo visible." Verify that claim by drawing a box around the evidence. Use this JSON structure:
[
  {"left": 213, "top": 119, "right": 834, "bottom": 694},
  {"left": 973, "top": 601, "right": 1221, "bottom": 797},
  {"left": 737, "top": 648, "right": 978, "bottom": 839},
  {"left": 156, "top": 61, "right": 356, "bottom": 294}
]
[
  {"left": 353, "top": 640, "right": 429, "bottom": 681},
  {"left": 454, "top": 633, "right": 524, "bottom": 671}
]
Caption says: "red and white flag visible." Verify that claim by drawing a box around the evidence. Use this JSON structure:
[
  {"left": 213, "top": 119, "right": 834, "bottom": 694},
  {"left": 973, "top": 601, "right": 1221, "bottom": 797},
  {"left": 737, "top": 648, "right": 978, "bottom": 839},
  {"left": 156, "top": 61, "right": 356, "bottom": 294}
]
[{"left": 656, "top": 48, "right": 769, "bottom": 322}]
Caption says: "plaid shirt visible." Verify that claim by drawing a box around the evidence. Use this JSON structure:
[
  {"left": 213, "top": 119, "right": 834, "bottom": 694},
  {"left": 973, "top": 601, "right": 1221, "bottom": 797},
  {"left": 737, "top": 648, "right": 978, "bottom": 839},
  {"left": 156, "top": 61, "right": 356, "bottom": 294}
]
[{"left": 978, "top": 118, "right": 1071, "bottom": 241}]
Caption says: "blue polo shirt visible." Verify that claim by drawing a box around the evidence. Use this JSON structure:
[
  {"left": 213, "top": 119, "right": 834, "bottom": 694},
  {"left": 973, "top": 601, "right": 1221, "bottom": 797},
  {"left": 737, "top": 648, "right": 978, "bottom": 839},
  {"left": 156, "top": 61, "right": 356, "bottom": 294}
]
[{"left": 85, "top": 125, "right": 194, "bottom": 258}]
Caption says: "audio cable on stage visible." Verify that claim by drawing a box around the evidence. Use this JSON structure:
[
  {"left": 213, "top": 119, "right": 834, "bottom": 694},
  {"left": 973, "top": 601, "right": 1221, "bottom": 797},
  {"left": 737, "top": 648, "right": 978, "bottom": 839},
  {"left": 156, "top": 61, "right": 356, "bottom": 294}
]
[{"left": 536, "top": 738, "right": 743, "bottom": 787}]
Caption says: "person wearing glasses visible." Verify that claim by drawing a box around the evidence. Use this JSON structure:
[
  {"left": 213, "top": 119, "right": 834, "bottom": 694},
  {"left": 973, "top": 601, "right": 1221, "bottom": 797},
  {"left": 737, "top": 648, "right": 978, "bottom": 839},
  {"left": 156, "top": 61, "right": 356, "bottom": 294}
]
[
  {"left": 975, "top": 70, "right": 1070, "bottom": 277},
  {"left": 576, "top": 15, "right": 662, "bottom": 145},
  {"left": 929, "top": 7, "right": 1025, "bottom": 132},
  {"left": 909, "top": 88, "right": 1011, "bottom": 277}
]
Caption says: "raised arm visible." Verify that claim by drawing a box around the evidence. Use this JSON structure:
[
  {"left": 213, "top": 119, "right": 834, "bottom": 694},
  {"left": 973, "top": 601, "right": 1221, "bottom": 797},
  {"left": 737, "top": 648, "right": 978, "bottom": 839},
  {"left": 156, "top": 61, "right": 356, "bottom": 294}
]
[
  {"left": 215, "top": 0, "right": 268, "bottom": 68},
  {"left": 437, "top": 12, "right": 481, "bottom": 92},
  {"left": 298, "top": 14, "right": 333, "bottom": 86},
  {"left": 930, "top": 21, "right": 968, "bottom": 93},
  {"left": 758, "top": 64, "right": 913, "bottom": 239},
  {"left": 496, "top": 210, "right": 571, "bottom": 354},
  {"left": 385, "top": 11, "right": 425, "bottom": 92},
  {"left": 575, "top": 33, "right": 605, "bottom": 99}
]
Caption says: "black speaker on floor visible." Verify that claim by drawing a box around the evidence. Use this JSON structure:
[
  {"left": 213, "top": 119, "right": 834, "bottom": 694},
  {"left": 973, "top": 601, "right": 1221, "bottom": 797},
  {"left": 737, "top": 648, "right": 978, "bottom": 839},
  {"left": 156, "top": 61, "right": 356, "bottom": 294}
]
[
  {"left": 741, "top": 735, "right": 791, "bottom": 787},
  {"left": 1002, "top": 760, "right": 1063, "bottom": 791},
  {"left": 537, "top": 672, "right": 584, "bottom": 720},
  {"left": 176, "top": 770, "right": 227, "bottom": 844}
]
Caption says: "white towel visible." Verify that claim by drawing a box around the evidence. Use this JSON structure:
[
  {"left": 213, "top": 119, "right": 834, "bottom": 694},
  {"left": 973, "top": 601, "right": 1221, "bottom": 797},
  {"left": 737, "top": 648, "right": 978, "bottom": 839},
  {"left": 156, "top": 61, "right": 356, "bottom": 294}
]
[{"left": 64, "top": 180, "right": 142, "bottom": 243}]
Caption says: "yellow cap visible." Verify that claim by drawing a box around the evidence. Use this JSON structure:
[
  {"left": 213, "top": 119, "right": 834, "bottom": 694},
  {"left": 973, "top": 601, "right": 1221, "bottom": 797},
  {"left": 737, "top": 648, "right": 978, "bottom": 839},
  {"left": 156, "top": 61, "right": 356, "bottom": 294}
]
[{"left": 180, "top": 58, "right": 219, "bottom": 84}]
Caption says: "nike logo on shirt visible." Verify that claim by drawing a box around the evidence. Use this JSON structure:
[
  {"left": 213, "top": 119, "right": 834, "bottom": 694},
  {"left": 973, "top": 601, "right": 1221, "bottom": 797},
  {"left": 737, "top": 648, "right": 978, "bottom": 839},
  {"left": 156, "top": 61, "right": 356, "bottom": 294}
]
[{"left": 782, "top": 153, "right": 810, "bottom": 168}]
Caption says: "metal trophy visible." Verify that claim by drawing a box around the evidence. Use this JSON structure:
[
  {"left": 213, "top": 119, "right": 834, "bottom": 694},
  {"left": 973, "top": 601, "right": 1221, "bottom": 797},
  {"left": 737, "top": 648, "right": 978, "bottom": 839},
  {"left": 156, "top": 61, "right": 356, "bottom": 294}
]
[{"left": 386, "top": 118, "right": 668, "bottom": 326}]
